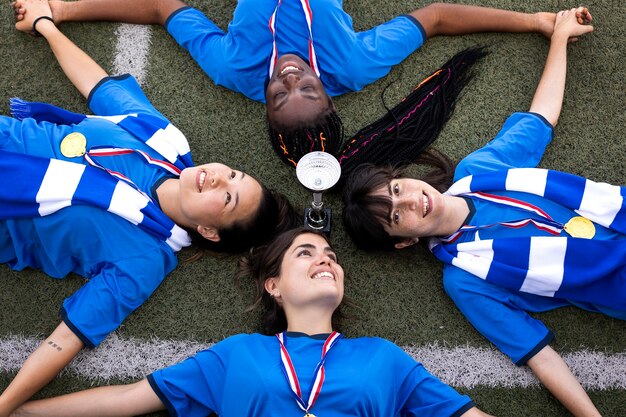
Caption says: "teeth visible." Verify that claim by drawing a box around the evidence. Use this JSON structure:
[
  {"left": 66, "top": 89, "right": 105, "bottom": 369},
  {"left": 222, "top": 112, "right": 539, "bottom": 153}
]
[
  {"left": 280, "top": 65, "right": 300, "bottom": 75},
  {"left": 198, "top": 171, "right": 206, "bottom": 191},
  {"left": 423, "top": 195, "right": 430, "bottom": 217},
  {"left": 313, "top": 271, "right": 334, "bottom": 280}
]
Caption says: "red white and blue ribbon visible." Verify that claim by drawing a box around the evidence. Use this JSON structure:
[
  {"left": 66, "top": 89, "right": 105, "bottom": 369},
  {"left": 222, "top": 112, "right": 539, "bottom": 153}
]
[
  {"left": 464, "top": 191, "right": 552, "bottom": 219},
  {"left": 445, "top": 168, "right": 625, "bottom": 231},
  {"left": 441, "top": 191, "right": 563, "bottom": 244},
  {"left": 441, "top": 217, "right": 563, "bottom": 244},
  {"left": 276, "top": 331, "right": 342, "bottom": 414},
  {"left": 85, "top": 146, "right": 182, "bottom": 191},
  {"left": 268, "top": 0, "right": 320, "bottom": 78}
]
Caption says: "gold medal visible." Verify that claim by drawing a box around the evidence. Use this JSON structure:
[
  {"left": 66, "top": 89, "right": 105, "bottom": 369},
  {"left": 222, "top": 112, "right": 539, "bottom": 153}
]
[
  {"left": 60, "top": 132, "right": 87, "bottom": 157},
  {"left": 563, "top": 216, "right": 595, "bottom": 239},
  {"left": 304, "top": 414, "right": 317, "bottom": 417}
]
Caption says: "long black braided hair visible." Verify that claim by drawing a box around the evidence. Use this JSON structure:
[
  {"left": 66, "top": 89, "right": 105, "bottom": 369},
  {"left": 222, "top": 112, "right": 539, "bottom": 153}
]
[
  {"left": 267, "top": 47, "right": 487, "bottom": 179},
  {"left": 337, "top": 47, "right": 487, "bottom": 181},
  {"left": 267, "top": 107, "right": 344, "bottom": 168}
]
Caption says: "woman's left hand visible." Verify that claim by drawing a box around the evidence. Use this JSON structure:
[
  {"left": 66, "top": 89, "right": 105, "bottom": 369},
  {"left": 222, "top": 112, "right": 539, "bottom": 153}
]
[{"left": 12, "top": 0, "right": 54, "bottom": 35}]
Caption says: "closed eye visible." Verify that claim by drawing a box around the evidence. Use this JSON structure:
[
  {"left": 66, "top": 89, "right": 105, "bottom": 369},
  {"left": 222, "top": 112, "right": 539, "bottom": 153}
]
[{"left": 297, "top": 249, "right": 312, "bottom": 257}]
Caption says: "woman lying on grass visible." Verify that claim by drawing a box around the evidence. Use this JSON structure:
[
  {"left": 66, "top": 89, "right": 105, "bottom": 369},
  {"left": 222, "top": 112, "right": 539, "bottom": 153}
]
[
  {"left": 19, "top": 0, "right": 559, "bottom": 171},
  {"left": 0, "top": 1, "right": 296, "bottom": 415},
  {"left": 9, "top": 228, "right": 494, "bottom": 417},
  {"left": 342, "top": 8, "right": 621, "bottom": 417}
]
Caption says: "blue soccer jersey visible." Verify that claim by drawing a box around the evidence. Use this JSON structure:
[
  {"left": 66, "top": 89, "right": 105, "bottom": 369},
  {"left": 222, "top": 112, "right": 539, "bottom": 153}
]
[
  {"left": 166, "top": 0, "right": 426, "bottom": 102},
  {"left": 444, "top": 112, "right": 626, "bottom": 364},
  {"left": 148, "top": 333, "right": 473, "bottom": 417},
  {"left": 0, "top": 75, "right": 180, "bottom": 347}
]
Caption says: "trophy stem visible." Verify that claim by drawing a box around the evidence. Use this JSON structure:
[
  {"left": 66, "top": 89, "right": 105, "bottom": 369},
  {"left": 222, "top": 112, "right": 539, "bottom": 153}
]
[{"left": 311, "top": 192, "right": 323, "bottom": 210}]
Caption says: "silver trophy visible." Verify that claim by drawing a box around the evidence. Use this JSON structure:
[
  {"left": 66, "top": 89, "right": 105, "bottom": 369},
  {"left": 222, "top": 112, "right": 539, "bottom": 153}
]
[{"left": 296, "top": 151, "right": 341, "bottom": 235}]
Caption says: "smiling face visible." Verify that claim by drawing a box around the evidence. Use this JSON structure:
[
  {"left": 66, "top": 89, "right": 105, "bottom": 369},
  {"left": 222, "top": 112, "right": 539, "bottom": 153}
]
[
  {"left": 370, "top": 178, "right": 448, "bottom": 241},
  {"left": 265, "top": 232, "right": 344, "bottom": 312},
  {"left": 265, "top": 54, "right": 331, "bottom": 128},
  {"left": 177, "top": 163, "right": 263, "bottom": 239}
]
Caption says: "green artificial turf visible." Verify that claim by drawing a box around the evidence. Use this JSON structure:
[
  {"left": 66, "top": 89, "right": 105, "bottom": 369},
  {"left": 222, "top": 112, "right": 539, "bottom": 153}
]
[{"left": 0, "top": 0, "right": 624, "bottom": 415}]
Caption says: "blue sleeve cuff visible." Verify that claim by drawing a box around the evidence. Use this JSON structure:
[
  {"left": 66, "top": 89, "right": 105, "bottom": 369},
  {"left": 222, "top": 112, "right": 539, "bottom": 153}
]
[
  {"left": 451, "top": 400, "right": 475, "bottom": 417},
  {"left": 515, "top": 330, "right": 555, "bottom": 366},
  {"left": 86, "top": 74, "right": 133, "bottom": 109},
  {"left": 147, "top": 373, "right": 178, "bottom": 417},
  {"left": 526, "top": 111, "right": 554, "bottom": 130},
  {"left": 60, "top": 306, "right": 96, "bottom": 349},
  {"left": 401, "top": 14, "right": 428, "bottom": 40},
  {"left": 165, "top": 6, "right": 193, "bottom": 31}
]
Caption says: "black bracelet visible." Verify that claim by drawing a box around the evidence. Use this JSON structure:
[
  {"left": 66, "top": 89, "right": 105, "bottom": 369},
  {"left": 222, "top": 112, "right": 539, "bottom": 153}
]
[{"left": 32, "top": 16, "right": 55, "bottom": 37}]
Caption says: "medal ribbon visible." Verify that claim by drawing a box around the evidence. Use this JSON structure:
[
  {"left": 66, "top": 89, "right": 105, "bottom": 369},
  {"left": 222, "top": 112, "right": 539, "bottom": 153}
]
[
  {"left": 268, "top": 0, "right": 320, "bottom": 78},
  {"left": 86, "top": 145, "right": 181, "bottom": 176},
  {"left": 83, "top": 146, "right": 182, "bottom": 197},
  {"left": 276, "top": 331, "right": 342, "bottom": 413},
  {"left": 443, "top": 192, "right": 564, "bottom": 243},
  {"left": 466, "top": 192, "right": 552, "bottom": 219}
]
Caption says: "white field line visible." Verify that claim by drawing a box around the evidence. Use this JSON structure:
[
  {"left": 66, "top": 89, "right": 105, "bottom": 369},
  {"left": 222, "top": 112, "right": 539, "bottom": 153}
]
[
  {"left": 112, "top": 24, "right": 152, "bottom": 85},
  {"left": 0, "top": 334, "right": 624, "bottom": 389}
]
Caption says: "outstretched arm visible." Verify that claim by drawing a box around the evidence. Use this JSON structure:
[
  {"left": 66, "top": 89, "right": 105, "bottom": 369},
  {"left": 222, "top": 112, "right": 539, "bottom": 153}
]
[
  {"left": 15, "top": 0, "right": 186, "bottom": 26},
  {"left": 11, "top": 379, "right": 164, "bottom": 417},
  {"left": 0, "top": 323, "right": 84, "bottom": 417},
  {"left": 410, "top": 3, "right": 556, "bottom": 39},
  {"left": 529, "top": 7, "right": 593, "bottom": 126},
  {"left": 527, "top": 346, "right": 601, "bottom": 417},
  {"left": 13, "top": 0, "right": 107, "bottom": 98}
]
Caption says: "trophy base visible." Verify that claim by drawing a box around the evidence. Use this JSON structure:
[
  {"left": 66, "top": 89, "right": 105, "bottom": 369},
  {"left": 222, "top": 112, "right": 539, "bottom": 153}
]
[{"left": 304, "top": 207, "right": 332, "bottom": 236}]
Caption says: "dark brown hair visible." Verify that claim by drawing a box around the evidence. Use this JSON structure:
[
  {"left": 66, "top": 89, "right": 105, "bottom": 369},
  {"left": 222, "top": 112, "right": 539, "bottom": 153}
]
[
  {"left": 342, "top": 148, "right": 455, "bottom": 251},
  {"left": 238, "top": 227, "right": 348, "bottom": 335},
  {"left": 187, "top": 187, "right": 300, "bottom": 258}
]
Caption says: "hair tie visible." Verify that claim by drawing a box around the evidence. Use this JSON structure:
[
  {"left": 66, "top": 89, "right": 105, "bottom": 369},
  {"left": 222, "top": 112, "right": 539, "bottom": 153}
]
[{"left": 32, "top": 16, "right": 55, "bottom": 37}]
